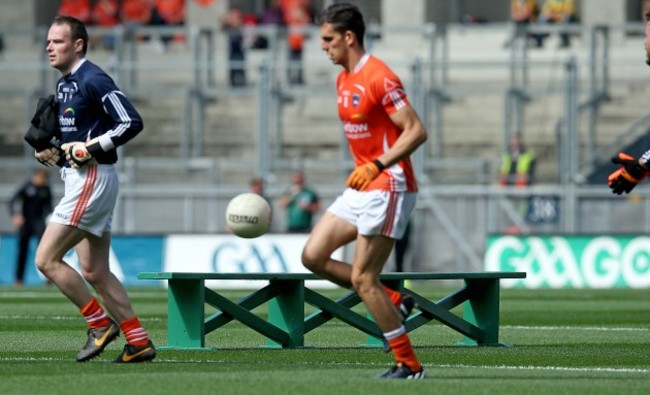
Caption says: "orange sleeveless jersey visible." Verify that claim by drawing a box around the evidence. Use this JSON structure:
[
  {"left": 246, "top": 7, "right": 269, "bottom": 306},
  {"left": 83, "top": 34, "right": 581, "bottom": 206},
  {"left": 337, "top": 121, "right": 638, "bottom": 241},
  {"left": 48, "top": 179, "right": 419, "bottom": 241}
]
[{"left": 337, "top": 54, "right": 418, "bottom": 192}]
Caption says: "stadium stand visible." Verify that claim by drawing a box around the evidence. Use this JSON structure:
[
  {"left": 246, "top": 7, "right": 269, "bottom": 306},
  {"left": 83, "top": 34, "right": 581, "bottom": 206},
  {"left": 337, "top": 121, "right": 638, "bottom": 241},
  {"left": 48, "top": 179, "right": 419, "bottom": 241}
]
[{"left": 2, "top": 2, "right": 650, "bottom": 272}]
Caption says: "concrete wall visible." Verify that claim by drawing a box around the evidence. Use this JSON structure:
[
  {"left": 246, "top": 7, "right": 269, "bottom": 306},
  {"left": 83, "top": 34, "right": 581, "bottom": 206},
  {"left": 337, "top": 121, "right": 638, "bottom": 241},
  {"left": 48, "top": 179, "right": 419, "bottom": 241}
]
[
  {"left": 580, "top": 0, "right": 626, "bottom": 43},
  {"left": 581, "top": 0, "right": 626, "bottom": 26},
  {"left": 382, "top": 0, "right": 426, "bottom": 25},
  {"left": 0, "top": 0, "right": 40, "bottom": 29},
  {"left": 187, "top": 0, "right": 227, "bottom": 27}
]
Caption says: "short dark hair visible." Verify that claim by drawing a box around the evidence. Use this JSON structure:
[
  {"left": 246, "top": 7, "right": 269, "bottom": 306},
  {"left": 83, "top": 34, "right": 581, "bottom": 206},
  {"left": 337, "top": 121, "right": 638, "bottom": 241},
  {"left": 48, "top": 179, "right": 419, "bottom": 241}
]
[
  {"left": 52, "top": 15, "right": 88, "bottom": 55},
  {"left": 316, "top": 3, "right": 365, "bottom": 47}
]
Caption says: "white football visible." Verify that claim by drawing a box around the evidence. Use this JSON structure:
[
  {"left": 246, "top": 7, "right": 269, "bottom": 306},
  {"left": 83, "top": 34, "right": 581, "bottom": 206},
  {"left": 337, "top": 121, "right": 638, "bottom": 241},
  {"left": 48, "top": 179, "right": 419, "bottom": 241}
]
[{"left": 225, "top": 193, "right": 272, "bottom": 238}]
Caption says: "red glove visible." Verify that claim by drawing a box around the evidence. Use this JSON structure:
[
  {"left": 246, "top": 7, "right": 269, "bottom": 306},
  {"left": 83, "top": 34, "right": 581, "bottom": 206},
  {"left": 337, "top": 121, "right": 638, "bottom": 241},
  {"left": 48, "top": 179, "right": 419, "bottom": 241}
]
[{"left": 346, "top": 160, "right": 385, "bottom": 191}]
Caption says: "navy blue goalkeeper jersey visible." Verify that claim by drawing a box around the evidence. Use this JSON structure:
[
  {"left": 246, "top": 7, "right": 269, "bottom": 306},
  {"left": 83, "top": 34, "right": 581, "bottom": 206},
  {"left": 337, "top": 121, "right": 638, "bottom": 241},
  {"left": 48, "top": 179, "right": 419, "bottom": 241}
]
[{"left": 56, "top": 58, "right": 143, "bottom": 166}]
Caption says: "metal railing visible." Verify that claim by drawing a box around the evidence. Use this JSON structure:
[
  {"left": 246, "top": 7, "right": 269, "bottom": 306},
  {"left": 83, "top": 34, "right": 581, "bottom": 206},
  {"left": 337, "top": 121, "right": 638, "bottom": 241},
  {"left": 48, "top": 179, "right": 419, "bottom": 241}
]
[{"left": 1, "top": 22, "right": 648, "bottom": 271}]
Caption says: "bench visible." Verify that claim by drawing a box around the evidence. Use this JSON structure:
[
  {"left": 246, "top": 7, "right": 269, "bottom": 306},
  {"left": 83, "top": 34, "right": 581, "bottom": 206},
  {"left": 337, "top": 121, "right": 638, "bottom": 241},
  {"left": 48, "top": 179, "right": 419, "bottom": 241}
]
[{"left": 137, "top": 271, "right": 526, "bottom": 350}]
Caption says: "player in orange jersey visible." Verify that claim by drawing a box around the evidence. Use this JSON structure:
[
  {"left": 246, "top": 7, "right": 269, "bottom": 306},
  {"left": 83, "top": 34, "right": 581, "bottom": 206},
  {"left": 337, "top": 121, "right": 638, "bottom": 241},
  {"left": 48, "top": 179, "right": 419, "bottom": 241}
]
[{"left": 301, "top": 3, "right": 427, "bottom": 379}]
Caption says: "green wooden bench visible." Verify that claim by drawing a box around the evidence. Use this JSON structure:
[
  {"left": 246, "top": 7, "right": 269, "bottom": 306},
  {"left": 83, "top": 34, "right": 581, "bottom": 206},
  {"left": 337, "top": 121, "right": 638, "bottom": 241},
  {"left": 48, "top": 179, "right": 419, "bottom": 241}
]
[{"left": 137, "top": 271, "right": 526, "bottom": 350}]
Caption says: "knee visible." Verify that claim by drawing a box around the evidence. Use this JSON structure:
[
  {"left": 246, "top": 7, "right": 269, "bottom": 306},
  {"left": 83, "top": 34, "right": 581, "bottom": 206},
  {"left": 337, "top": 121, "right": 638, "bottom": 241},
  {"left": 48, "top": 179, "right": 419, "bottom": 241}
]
[
  {"left": 351, "top": 270, "right": 375, "bottom": 296},
  {"left": 80, "top": 266, "right": 107, "bottom": 285},
  {"left": 301, "top": 246, "right": 327, "bottom": 273},
  {"left": 34, "top": 249, "right": 55, "bottom": 274}
]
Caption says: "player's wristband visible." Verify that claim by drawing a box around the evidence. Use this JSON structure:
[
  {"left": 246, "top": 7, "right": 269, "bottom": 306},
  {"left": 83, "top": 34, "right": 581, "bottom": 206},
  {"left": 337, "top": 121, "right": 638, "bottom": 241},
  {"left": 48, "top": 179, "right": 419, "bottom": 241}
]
[
  {"left": 372, "top": 159, "right": 386, "bottom": 172},
  {"left": 85, "top": 138, "right": 103, "bottom": 156},
  {"left": 640, "top": 149, "right": 650, "bottom": 169}
]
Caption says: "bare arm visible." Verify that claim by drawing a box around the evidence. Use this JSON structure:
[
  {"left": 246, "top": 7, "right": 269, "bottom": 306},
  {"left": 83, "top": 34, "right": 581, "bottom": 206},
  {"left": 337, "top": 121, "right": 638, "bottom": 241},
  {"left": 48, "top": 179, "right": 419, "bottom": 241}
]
[{"left": 375, "top": 105, "right": 427, "bottom": 168}]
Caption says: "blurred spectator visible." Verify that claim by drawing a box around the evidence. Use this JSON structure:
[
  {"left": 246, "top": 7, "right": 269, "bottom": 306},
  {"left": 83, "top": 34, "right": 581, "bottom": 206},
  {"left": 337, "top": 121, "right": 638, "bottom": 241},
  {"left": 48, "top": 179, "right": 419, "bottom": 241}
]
[
  {"left": 151, "top": 0, "right": 186, "bottom": 51},
  {"left": 121, "top": 0, "right": 154, "bottom": 41},
  {"left": 253, "top": 0, "right": 284, "bottom": 50},
  {"left": 499, "top": 133, "right": 535, "bottom": 187},
  {"left": 278, "top": 170, "right": 320, "bottom": 233},
  {"left": 90, "top": 0, "right": 120, "bottom": 50},
  {"left": 504, "top": 0, "right": 538, "bottom": 48},
  {"left": 261, "top": 0, "right": 284, "bottom": 26},
  {"left": 499, "top": 134, "right": 536, "bottom": 234},
  {"left": 8, "top": 169, "right": 52, "bottom": 287},
  {"left": 394, "top": 219, "right": 411, "bottom": 273},
  {"left": 57, "top": 0, "right": 92, "bottom": 24},
  {"left": 249, "top": 177, "right": 270, "bottom": 204},
  {"left": 282, "top": 1, "right": 310, "bottom": 85},
  {"left": 222, "top": 7, "right": 246, "bottom": 87},
  {"left": 242, "top": 12, "right": 259, "bottom": 49},
  {"left": 532, "top": 0, "right": 577, "bottom": 48}
]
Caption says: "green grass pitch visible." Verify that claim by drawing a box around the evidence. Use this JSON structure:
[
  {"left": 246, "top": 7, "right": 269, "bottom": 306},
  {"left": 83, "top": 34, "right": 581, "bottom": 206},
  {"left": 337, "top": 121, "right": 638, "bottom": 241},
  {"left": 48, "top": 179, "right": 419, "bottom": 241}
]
[{"left": 1, "top": 285, "right": 648, "bottom": 395}]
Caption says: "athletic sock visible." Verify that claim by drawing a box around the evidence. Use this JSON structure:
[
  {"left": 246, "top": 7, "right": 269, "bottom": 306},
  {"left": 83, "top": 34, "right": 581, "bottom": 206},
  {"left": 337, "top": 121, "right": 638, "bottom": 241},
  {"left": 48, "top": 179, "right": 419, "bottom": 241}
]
[
  {"left": 383, "top": 285, "right": 402, "bottom": 307},
  {"left": 385, "top": 326, "right": 422, "bottom": 372},
  {"left": 119, "top": 316, "right": 150, "bottom": 347},
  {"left": 80, "top": 297, "right": 111, "bottom": 329}
]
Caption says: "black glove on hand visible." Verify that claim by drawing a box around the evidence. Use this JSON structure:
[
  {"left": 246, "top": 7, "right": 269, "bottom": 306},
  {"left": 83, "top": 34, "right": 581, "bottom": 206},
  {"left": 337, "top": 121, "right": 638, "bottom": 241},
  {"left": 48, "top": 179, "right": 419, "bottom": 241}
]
[{"left": 608, "top": 152, "right": 648, "bottom": 195}]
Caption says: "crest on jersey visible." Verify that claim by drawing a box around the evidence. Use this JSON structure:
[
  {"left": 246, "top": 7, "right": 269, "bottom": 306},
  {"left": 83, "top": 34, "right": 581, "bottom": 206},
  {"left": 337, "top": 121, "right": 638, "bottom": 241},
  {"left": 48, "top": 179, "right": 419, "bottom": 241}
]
[{"left": 352, "top": 93, "right": 360, "bottom": 107}]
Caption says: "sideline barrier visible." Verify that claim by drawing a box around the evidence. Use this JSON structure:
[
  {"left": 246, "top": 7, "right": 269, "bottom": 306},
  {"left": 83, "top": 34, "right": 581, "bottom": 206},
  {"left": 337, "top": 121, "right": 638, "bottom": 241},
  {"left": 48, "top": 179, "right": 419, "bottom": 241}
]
[{"left": 137, "top": 271, "right": 526, "bottom": 349}]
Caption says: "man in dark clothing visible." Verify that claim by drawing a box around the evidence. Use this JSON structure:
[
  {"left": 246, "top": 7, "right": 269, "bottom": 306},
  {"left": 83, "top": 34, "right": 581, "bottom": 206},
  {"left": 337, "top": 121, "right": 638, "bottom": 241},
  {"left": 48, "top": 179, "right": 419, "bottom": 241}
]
[{"left": 8, "top": 168, "right": 52, "bottom": 286}]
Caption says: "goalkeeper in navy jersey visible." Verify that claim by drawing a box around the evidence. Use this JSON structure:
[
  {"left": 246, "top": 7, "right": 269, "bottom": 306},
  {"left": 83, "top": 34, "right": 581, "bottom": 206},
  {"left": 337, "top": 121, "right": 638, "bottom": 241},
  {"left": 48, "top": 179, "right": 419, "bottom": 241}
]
[
  {"left": 33, "top": 15, "right": 155, "bottom": 363},
  {"left": 607, "top": 12, "right": 650, "bottom": 195}
]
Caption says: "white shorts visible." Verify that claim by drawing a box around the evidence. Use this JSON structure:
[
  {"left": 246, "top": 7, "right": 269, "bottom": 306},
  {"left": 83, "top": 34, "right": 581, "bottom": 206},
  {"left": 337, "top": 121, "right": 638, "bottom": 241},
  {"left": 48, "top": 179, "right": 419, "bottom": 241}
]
[
  {"left": 50, "top": 164, "right": 118, "bottom": 237},
  {"left": 327, "top": 188, "right": 416, "bottom": 239}
]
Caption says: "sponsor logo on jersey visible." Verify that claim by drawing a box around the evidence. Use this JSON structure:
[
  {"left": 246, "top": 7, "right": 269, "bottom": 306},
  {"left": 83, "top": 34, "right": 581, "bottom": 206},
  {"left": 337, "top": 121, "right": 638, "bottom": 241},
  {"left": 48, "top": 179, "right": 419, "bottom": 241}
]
[
  {"left": 343, "top": 121, "right": 370, "bottom": 139},
  {"left": 59, "top": 107, "right": 77, "bottom": 132}
]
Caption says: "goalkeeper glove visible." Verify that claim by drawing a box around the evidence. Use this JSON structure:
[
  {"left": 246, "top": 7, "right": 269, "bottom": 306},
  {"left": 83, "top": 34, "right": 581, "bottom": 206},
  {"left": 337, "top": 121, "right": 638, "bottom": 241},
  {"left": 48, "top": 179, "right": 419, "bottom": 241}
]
[
  {"left": 61, "top": 141, "right": 95, "bottom": 168},
  {"left": 34, "top": 147, "right": 61, "bottom": 167},
  {"left": 608, "top": 152, "right": 649, "bottom": 195},
  {"left": 346, "top": 159, "right": 385, "bottom": 191}
]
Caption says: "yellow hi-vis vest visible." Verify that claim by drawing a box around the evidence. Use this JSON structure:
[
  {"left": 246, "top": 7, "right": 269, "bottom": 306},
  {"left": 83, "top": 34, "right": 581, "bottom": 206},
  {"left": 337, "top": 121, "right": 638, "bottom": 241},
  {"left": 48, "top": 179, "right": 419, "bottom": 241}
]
[{"left": 500, "top": 151, "right": 534, "bottom": 184}]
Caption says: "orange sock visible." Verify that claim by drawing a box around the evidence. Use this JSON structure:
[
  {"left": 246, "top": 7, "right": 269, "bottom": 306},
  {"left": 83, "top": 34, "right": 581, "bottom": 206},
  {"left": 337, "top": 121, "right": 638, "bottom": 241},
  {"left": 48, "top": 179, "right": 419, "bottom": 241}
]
[
  {"left": 386, "top": 329, "right": 422, "bottom": 372},
  {"left": 80, "top": 298, "right": 111, "bottom": 329},
  {"left": 119, "top": 317, "right": 149, "bottom": 347},
  {"left": 383, "top": 285, "right": 401, "bottom": 307}
]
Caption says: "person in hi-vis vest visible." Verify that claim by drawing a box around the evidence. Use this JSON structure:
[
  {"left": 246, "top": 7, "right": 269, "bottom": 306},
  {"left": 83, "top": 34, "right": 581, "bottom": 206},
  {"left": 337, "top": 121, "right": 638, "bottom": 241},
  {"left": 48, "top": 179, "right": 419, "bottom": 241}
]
[{"left": 499, "top": 133, "right": 535, "bottom": 187}]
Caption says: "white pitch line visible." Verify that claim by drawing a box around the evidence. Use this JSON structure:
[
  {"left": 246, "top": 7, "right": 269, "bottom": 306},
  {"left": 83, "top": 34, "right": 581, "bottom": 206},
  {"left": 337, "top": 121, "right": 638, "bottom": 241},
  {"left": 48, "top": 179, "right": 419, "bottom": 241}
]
[
  {"left": 436, "top": 364, "right": 650, "bottom": 374},
  {"left": 0, "top": 315, "right": 162, "bottom": 322},
  {"left": 0, "top": 292, "right": 65, "bottom": 298},
  {"left": 504, "top": 325, "right": 649, "bottom": 332},
  {"left": 0, "top": 315, "right": 77, "bottom": 321},
  {"left": 0, "top": 291, "right": 163, "bottom": 298},
  {"left": 0, "top": 357, "right": 647, "bottom": 374}
]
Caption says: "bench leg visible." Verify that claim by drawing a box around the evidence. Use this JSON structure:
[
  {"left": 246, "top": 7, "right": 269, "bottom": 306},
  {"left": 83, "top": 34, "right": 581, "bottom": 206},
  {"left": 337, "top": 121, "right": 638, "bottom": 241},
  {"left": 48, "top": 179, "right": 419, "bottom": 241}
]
[
  {"left": 460, "top": 279, "right": 507, "bottom": 346},
  {"left": 166, "top": 279, "right": 206, "bottom": 349},
  {"left": 266, "top": 279, "right": 304, "bottom": 348}
]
